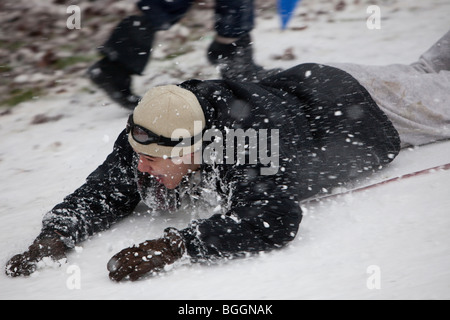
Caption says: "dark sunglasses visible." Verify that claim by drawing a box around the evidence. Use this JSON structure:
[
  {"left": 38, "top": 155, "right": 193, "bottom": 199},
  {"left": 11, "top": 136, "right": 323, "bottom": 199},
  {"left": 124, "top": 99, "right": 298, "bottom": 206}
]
[{"left": 126, "top": 114, "right": 201, "bottom": 147}]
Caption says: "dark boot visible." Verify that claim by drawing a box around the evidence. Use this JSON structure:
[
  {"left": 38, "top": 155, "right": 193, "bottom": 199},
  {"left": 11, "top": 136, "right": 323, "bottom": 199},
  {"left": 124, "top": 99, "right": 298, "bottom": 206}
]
[
  {"left": 88, "top": 57, "right": 141, "bottom": 110},
  {"left": 207, "top": 34, "right": 281, "bottom": 82}
]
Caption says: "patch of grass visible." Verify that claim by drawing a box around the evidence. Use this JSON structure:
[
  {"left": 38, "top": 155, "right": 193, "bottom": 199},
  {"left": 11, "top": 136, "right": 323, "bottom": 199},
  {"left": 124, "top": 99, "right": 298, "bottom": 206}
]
[
  {"left": 0, "top": 88, "right": 43, "bottom": 107},
  {"left": 0, "top": 40, "right": 25, "bottom": 51},
  {"left": 0, "top": 65, "right": 13, "bottom": 73},
  {"left": 52, "top": 55, "right": 97, "bottom": 70},
  {"left": 163, "top": 46, "right": 195, "bottom": 61}
]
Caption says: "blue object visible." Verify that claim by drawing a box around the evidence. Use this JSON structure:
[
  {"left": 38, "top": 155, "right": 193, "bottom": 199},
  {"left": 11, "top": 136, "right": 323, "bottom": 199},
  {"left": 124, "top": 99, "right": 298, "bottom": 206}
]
[{"left": 277, "top": 0, "right": 302, "bottom": 29}]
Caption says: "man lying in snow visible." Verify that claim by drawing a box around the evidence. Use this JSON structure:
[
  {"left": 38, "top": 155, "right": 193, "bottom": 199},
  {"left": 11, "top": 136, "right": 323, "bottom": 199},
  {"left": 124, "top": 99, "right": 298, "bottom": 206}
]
[{"left": 6, "top": 30, "right": 449, "bottom": 281}]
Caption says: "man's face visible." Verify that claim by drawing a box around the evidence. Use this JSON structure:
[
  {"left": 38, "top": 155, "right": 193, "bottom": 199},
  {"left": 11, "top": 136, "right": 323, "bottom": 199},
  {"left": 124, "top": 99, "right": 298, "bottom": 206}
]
[{"left": 136, "top": 152, "right": 199, "bottom": 190}]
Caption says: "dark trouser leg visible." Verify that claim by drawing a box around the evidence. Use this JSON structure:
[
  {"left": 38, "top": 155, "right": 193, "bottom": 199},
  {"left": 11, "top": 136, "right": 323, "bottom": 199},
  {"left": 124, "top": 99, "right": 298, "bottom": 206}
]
[
  {"left": 89, "top": 0, "right": 195, "bottom": 109},
  {"left": 214, "top": 0, "right": 255, "bottom": 38},
  {"left": 207, "top": 0, "right": 280, "bottom": 82},
  {"left": 137, "top": 0, "right": 196, "bottom": 30},
  {"left": 102, "top": 0, "right": 196, "bottom": 75},
  {"left": 100, "top": 15, "right": 155, "bottom": 75},
  {"left": 88, "top": 15, "right": 154, "bottom": 110}
]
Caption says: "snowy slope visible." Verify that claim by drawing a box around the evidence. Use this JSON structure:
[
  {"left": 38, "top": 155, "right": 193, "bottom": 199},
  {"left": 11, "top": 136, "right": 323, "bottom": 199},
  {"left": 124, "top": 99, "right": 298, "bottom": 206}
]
[{"left": 1, "top": 0, "right": 449, "bottom": 300}]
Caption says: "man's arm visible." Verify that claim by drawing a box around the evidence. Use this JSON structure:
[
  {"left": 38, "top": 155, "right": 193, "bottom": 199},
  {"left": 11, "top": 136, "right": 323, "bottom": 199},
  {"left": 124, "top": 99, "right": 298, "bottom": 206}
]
[
  {"left": 6, "top": 130, "right": 141, "bottom": 277},
  {"left": 179, "top": 164, "right": 303, "bottom": 261},
  {"left": 38, "top": 129, "right": 141, "bottom": 247},
  {"left": 107, "top": 163, "right": 303, "bottom": 281}
]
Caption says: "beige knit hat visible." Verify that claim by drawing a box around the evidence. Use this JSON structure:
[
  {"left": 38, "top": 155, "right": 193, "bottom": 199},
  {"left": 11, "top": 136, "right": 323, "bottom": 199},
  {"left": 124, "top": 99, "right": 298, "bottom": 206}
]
[{"left": 128, "top": 85, "right": 206, "bottom": 158}]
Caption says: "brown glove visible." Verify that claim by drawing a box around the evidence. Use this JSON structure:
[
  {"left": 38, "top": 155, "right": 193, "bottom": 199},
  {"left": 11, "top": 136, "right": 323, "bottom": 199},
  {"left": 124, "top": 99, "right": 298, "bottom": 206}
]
[
  {"left": 5, "top": 237, "right": 67, "bottom": 277},
  {"left": 107, "top": 229, "right": 186, "bottom": 282}
]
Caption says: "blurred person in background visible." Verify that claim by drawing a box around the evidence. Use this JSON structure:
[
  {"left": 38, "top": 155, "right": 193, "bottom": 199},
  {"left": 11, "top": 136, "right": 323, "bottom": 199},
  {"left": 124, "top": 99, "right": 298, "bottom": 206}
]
[{"left": 88, "top": 0, "right": 279, "bottom": 109}]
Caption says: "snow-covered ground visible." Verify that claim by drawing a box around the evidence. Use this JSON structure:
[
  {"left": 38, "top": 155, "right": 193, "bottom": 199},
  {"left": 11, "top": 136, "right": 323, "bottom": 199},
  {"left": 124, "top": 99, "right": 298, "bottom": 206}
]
[{"left": 1, "top": 0, "right": 449, "bottom": 300}]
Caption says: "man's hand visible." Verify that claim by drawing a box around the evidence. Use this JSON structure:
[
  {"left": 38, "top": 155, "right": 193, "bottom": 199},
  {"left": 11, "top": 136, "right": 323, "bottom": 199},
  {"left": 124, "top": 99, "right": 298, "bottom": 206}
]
[
  {"left": 5, "top": 237, "right": 67, "bottom": 277},
  {"left": 107, "top": 229, "right": 186, "bottom": 281}
]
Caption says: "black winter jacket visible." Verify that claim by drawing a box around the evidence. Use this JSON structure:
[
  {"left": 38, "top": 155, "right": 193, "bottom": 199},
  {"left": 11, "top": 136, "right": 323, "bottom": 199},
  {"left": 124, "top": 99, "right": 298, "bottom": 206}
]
[{"left": 38, "top": 64, "right": 400, "bottom": 260}]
